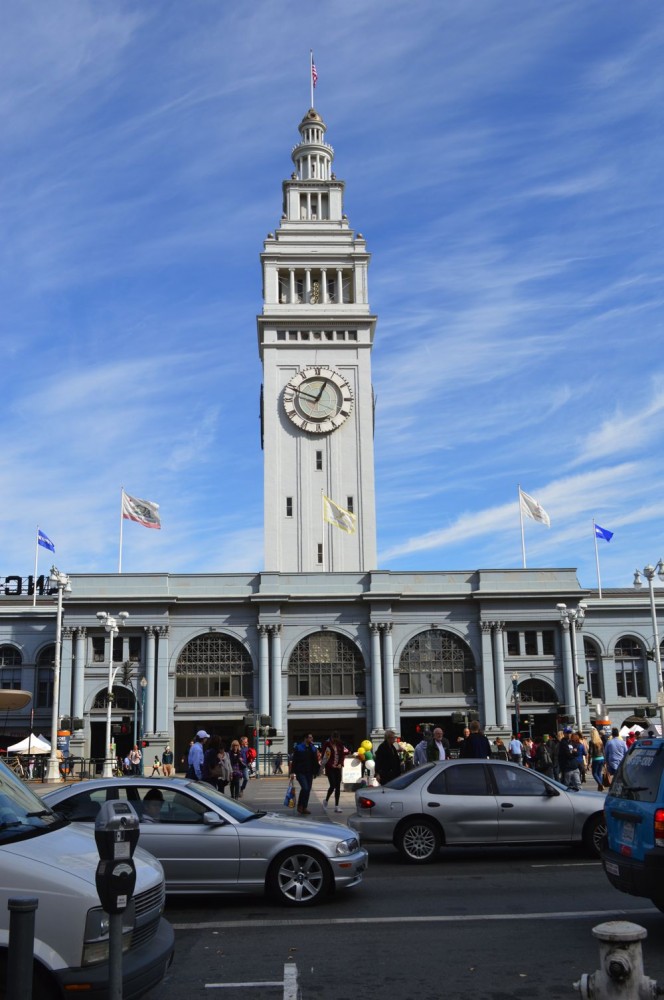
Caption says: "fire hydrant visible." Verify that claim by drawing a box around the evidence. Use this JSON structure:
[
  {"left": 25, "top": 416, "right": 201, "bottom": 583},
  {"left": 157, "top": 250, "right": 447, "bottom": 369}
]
[{"left": 575, "top": 921, "right": 660, "bottom": 999}]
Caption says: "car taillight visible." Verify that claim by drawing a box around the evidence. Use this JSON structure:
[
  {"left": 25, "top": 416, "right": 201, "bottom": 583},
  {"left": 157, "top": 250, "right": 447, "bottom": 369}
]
[
  {"left": 357, "top": 797, "right": 375, "bottom": 810},
  {"left": 655, "top": 808, "right": 664, "bottom": 848}
]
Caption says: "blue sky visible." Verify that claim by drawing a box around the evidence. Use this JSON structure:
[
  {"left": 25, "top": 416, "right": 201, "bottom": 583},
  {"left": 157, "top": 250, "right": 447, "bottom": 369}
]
[{"left": 2, "top": 1, "right": 663, "bottom": 589}]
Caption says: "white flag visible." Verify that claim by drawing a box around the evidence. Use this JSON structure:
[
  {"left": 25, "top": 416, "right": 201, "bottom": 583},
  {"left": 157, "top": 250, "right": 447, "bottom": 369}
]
[
  {"left": 122, "top": 491, "right": 161, "bottom": 529},
  {"left": 323, "top": 495, "right": 356, "bottom": 534},
  {"left": 519, "top": 489, "right": 550, "bottom": 527}
]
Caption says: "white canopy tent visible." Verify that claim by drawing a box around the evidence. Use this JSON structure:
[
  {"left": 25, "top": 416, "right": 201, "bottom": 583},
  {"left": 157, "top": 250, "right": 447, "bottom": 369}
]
[{"left": 7, "top": 734, "right": 51, "bottom": 755}]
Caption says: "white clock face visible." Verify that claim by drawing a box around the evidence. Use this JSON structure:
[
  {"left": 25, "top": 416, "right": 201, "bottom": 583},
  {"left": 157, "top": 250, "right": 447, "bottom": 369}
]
[{"left": 283, "top": 366, "right": 353, "bottom": 434}]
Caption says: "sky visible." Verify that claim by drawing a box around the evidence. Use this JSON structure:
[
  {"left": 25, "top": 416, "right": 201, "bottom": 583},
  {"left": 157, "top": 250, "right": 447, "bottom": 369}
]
[{"left": 1, "top": 1, "right": 663, "bottom": 590}]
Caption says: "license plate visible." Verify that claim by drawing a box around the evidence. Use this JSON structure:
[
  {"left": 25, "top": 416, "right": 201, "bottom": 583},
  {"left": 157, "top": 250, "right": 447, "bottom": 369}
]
[
  {"left": 604, "top": 860, "right": 620, "bottom": 876},
  {"left": 621, "top": 820, "right": 635, "bottom": 845}
]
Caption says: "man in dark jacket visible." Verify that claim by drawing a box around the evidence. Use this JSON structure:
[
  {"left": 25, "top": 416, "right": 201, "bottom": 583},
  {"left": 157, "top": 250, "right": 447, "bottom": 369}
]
[
  {"left": 375, "top": 730, "right": 402, "bottom": 785},
  {"left": 290, "top": 733, "right": 319, "bottom": 814},
  {"left": 459, "top": 720, "right": 492, "bottom": 759}
]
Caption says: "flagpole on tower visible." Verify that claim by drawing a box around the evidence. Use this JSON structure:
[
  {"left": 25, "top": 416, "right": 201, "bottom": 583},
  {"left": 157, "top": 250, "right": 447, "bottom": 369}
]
[
  {"left": 593, "top": 519, "right": 603, "bottom": 600},
  {"left": 310, "top": 50, "right": 317, "bottom": 108},
  {"left": 32, "top": 527, "right": 39, "bottom": 607},
  {"left": 119, "top": 488, "right": 125, "bottom": 574},
  {"left": 518, "top": 485, "right": 527, "bottom": 569}
]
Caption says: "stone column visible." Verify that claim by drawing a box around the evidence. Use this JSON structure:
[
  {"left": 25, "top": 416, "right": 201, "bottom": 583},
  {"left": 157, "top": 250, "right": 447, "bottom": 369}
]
[
  {"left": 270, "top": 625, "right": 283, "bottom": 734},
  {"left": 304, "top": 268, "right": 311, "bottom": 303},
  {"left": 321, "top": 268, "right": 328, "bottom": 304},
  {"left": 492, "top": 622, "right": 507, "bottom": 728},
  {"left": 144, "top": 627, "right": 156, "bottom": 735},
  {"left": 258, "top": 626, "right": 270, "bottom": 716},
  {"left": 381, "top": 624, "right": 396, "bottom": 730},
  {"left": 559, "top": 620, "right": 576, "bottom": 719},
  {"left": 336, "top": 268, "right": 343, "bottom": 303},
  {"left": 370, "top": 624, "right": 384, "bottom": 733},
  {"left": 73, "top": 628, "right": 86, "bottom": 721},
  {"left": 155, "top": 627, "right": 169, "bottom": 735},
  {"left": 480, "top": 622, "right": 496, "bottom": 727},
  {"left": 289, "top": 268, "right": 295, "bottom": 303}
]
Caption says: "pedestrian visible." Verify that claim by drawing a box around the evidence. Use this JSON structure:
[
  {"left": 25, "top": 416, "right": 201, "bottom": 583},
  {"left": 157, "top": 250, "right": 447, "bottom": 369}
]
[
  {"left": 202, "top": 735, "right": 232, "bottom": 793},
  {"left": 493, "top": 737, "right": 508, "bottom": 761},
  {"left": 413, "top": 732, "right": 430, "bottom": 766},
  {"left": 161, "top": 745, "right": 174, "bottom": 778},
  {"left": 290, "top": 732, "right": 320, "bottom": 814},
  {"left": 129, "top": 744, "right": 142, "bottom": 776},
  {"left": 321, "top": 730, "right": 346, "bottom": 813},
  {"left": 272, "top": 751, "right": 284, "bottom": 775},
  {"left": 588, "top": 726, "right": 605, "bottom": 791},
  {"left": 187, "top": 730, "right": 209, "bottom": 780},
  {"left": 150, "top": 755, "right": 161, "bottom": 777},
  {"left": 456, "top": 727, "right": 471, "bottom": 745},
  {"left": 239, "top": 735, "right": 251, "bottom": 794},
  {"left": 558, "top": 728, "right": 581, "bottom": 790},
  {"left": 534, "top": 734, "right": 554, "bottom": 777},
  {"left": 573, "top": 733, "right": 588, "bottom": 783},
  {"left": 604, "top": 728, "right": 627, "bottom": 784},
  {"left": 509, "top": 734, "right": 523, "bottom": 765},
  {"left": 426, "top": 727, "right": 448, "bottom": 762},
  {"left": 374, "top": 729, "right": 401, "bottom": 785},
  {"left": 228, "top": 740, "right": 244, "bottom": 799},
  {"left": 459, "top": 720, "right": 492, "bottom": 759},
  {"left": 625, "top": 730, "right": 638, "bottom": 749},
  {"left": 522, "top": 737, "right": 536, "bottom": 768},
  {"left": 550, "top": 732, "right": 562, "bottom": 782}
]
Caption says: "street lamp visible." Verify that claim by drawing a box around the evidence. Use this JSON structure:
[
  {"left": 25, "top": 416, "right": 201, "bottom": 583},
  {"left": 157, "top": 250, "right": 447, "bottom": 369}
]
[
  {"left": 139, "top": 675, "right": 147, "bottom": 775},
  {"left": 512, "top": 672, "right": 520, "bottom": 736},
  {"left": 45, "top": 567, "right": 71, "bottom": 782},
  {"left": 633, "top": 561, "right": 664, "bottom": 733},
  {"left": 96, "top": 610, "right": 129, "bottom": 778},
  {"left": 556, "top": 602, "right": 587, "bottom": 732}
]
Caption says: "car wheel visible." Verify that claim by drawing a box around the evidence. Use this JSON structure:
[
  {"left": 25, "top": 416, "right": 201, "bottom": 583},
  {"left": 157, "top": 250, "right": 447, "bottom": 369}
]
[
  {"left": 0, "top": 953, "right": 59, "bottom": 1000},
  {"left": 396, "top": 818, "right": 441, "bottom": 863},
  {"left": 268, "top": 848, "right": 331, "bottom": 906},
  {"left": 582, "top": 813, "right": 606, "bottom": 857}
]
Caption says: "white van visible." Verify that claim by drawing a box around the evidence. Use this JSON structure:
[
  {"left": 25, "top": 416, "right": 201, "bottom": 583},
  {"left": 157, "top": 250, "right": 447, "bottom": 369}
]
[{"left": 0, "top": 758, "right": 174, "bottom": 998}]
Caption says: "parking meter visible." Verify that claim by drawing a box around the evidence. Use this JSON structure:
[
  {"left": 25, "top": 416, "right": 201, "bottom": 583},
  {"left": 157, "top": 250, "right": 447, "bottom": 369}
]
[{"left": 94, "top": 801, "right": 140, "bottom": 914}]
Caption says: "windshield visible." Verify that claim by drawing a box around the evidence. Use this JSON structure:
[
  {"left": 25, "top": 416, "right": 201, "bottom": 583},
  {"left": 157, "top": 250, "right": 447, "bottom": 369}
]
[
  {"left": 186, "top": 780, "right": 258, "bottom": 822},
  {"left": 0, "top": 760, "right": 64, "bottom": 844},
  {"left": 609, "top": 743, "right": 664, "bottom": 802}
]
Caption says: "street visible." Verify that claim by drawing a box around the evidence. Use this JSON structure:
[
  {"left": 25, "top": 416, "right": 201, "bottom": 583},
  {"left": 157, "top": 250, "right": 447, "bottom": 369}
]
[{"left": 141, "top": 777, "right": 664, "bottom": 1000}]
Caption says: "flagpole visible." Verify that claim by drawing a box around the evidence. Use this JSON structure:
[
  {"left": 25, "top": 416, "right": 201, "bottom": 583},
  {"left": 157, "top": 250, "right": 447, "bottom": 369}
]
[
  {"left": 310, "top": 50, "right": 314, "bottom": 108},
  {"left": 518, "top": 485, "right": 527, "bottom": 569},
  {"left": 593, "top": 519, "right": 603, "bottom": 599},
  {"left": 119, "top": 488, "right": 124, "bottom": 574},
  {"left": 33, "top": 526, "right": 39, "bottom": 607},
  {"left": 321, "top": 490, "right": 326, "bottom": 572}
]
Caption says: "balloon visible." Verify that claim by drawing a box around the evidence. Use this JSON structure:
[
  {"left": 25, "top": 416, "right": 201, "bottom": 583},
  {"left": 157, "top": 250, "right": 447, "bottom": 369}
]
[
  {"left": 364, "top": 750, "right": 373, "bottom": 761},
  {"left": 361, "top": 740, "right": 373, "bottom": 751},
  {"left": 357, "top": 748, "right": 366, "bottom": 758}
]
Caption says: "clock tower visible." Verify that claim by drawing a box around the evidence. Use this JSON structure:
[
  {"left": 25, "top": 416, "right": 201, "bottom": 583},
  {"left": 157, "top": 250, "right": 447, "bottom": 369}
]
[{"left": 258, "top": 108, "right": 377, "bottom": 572}]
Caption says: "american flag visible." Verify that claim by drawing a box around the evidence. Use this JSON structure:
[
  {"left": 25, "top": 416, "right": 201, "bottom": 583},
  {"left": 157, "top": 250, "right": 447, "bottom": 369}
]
[{"left": 311, "top": 58, "right": 318, "bottom": 88}]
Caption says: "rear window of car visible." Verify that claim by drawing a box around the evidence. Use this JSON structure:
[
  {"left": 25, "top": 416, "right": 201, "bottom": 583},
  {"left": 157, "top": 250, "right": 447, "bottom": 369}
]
[
  {"left": 384, "top": 766, "right": 435, "bottom": 790},
  {"left": 609, "top": 743, "right": 664, "bottom": 803},
  {"left": 427, "top": 763, "right": 490, "bottom": 796}
]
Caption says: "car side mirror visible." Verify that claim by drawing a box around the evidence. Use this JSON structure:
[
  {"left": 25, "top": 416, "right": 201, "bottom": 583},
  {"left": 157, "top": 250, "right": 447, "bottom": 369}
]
[{"left": 203, "top": 811, "right": 226, "bottom": 826}]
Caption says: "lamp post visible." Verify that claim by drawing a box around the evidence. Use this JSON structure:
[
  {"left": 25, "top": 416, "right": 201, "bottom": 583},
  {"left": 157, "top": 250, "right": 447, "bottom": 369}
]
[
  {"left": 512, "top": 672, "right": 520, "bottom": 736},
  {"left": 45, "top": 567, "right": 71, "bottom": 782},
  {"left": 97, "top": 610, "right": 129, "bottom": 778},
  {"left": 556, "top": 602, "right": 587, "bottom": 732},
  {"left": 139, "top": 676, "right": 147, "bottom": 775},
  {"left": 633, "top": 561, "right": 664, "bottom": 733}
]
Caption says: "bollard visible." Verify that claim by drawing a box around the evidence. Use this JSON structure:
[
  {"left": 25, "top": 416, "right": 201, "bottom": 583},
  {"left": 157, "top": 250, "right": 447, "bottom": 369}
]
[
  {"left": 574, "top": 920, "right": 659, "bottom": 1000},
  {"left": 7, "top": 897, "right": 38, "bottom": 1000}
]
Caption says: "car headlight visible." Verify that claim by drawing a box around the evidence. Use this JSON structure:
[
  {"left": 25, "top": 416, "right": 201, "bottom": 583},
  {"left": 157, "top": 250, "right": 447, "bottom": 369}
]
[
  {"left": 335, "top": 837, "right": 360, "bottom": 856},
  {"left": 82, "top": 903, "right": 135, "bottom": 966}
]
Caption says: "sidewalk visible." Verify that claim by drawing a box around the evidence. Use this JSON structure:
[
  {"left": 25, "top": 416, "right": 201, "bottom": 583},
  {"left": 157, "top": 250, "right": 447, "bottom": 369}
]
[{"left": 237, "top": 774, "right": 357, "bottom": 826}]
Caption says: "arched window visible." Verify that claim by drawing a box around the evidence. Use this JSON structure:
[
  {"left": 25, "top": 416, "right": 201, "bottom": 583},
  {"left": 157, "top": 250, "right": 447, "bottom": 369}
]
[
  {"left": 36, "top": 645, "right": 55, "bottom": 708},
  {"left": 614, "top": 637, "right": 645, "bottom": 697},
  {"left": 0, "top": 646, "right": 21, "bottom": 666},
  {"left": 584, "top": 638, "right": 602, "bottom": 699},
  {"left": 176, "top": 634, "right": 252, "bottom": 699},
  {"left": 0, "top": 645, "right": 22, "bottom": 690},
  {"left": 399, "top": 629, "right": 475, "bottom": 696},
  {"left": 517, "top": 678, "right": 557, "bottom": 703},
  {"left": 92, "top": 685, "right": 135, "bottom": 710},
  {"left": 288, "top": 632, "right": 364, "bottom": 697}
]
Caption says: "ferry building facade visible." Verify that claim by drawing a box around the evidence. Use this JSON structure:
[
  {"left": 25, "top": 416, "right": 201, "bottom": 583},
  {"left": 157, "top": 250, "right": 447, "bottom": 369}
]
[{"left": 1, "top": 110, "right": 662, "bottom": 764}]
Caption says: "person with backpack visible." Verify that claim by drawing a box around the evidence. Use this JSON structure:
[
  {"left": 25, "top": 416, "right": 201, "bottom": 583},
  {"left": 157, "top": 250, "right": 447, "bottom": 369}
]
[{"left": 534, "top": 734, "right": 554, "bottom": 777}]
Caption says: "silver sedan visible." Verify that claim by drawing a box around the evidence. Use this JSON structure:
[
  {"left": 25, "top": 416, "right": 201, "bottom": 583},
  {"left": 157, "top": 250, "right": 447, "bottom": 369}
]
[
  {"left": 348, "top": 760, "right": 606, "bottom": 863},
  {"left": 44, "top": 777, "right": 367, "bottom": 906}
]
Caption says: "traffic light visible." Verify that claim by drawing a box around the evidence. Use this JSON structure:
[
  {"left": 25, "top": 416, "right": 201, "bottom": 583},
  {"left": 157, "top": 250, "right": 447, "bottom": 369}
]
[
  {"left": 266, "top": 739, "right": 272, "bottom": 747},
  {"left": 141, "top": 740, "right": 149, "bottom": 748},
  {"left": 122, "top": 662, "right": 132, "bottom": 685}
]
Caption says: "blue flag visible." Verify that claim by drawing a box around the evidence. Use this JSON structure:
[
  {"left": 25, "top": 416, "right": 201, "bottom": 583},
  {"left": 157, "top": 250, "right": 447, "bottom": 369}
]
[
  {"left": 594, "top": 523, "right": 613, "bottom": 543},
  {"left": 37, "top": 529, "right": 55, "bottom": 552}
]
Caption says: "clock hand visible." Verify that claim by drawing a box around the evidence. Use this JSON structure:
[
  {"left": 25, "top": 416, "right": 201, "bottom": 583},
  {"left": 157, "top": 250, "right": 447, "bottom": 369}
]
[{"left": 296, "top": 389, "right": 321, "bottom": 402}]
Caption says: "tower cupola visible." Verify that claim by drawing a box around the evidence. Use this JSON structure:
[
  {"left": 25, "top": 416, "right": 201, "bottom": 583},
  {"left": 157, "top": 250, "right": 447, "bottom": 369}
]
[{"left": 291, "top": 108, "right": 334, "bottom": 181}]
